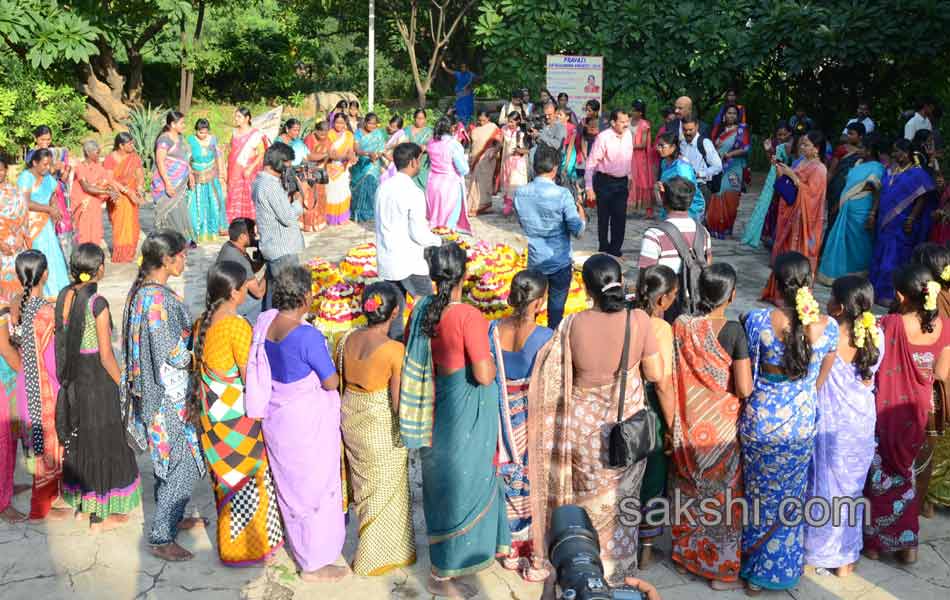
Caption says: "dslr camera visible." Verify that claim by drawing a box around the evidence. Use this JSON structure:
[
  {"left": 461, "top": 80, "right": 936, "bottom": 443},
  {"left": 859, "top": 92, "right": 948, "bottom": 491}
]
[
  {"left": 296, "top": 160, "right": 329, "bottom": 186},
  {"left": 549, "top": 505, "right": 645, "bottom": 600}
]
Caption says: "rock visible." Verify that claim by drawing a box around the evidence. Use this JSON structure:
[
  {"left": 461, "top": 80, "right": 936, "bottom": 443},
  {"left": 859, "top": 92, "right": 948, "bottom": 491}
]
[{"left": 303, "top": 92, "right": 360, "bottom": 120}]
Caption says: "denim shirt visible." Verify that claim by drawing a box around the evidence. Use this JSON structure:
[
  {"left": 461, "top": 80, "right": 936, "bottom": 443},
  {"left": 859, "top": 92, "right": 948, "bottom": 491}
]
[{"left": 514, "top": 176, "right": 585, "bottom": 274}]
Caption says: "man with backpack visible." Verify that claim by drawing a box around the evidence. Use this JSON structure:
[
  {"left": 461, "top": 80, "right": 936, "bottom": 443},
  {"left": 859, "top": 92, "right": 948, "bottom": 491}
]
[
  {"left": 679, "top": 116, "right": 722, "bottom": 219},
  {"left": 638, "top": 176, "right": 712, "bottom": 322}
]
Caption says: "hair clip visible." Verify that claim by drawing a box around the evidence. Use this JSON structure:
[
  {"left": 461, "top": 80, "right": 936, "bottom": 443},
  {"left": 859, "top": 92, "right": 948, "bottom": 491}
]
[
  {"left": 601, "top": 282, "right": 622, "bottom": 293},
  {"left": 78, "top": 272, "right": 91, "bottom": 283}
]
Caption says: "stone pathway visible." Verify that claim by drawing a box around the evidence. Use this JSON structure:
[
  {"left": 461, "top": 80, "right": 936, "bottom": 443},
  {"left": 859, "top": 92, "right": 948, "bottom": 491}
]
[{"left": 2, "top": 184, "right": 949, "bottom": 600}]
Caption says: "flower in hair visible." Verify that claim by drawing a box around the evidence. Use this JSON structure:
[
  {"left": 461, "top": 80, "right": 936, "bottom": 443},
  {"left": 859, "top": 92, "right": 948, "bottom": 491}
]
[
  {"left": 363, "top": 294, "right": 382, "bottom": 313},
  {"left": 924, "top": 280, "right": 941, "bottom": 312},
  {"left": 795, "top": 287, "right": 820, "bottom": 326},
  {"left": 136, "top": 256, "right": 143, "bottom": 266},
  {"left": 853, "top": 311, "right": 877, "bottom": 349},
  {"left": 942, "top": 265, "right": 950, "bottom": 282},
  {"left": 78, "top": 272, "right": 91, "bottom": 283}
]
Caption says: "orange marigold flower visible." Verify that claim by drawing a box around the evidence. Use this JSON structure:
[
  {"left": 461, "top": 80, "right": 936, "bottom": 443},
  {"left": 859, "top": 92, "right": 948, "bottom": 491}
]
[{"left": 698, "top": 539, "right": 719, "bottom": 565}]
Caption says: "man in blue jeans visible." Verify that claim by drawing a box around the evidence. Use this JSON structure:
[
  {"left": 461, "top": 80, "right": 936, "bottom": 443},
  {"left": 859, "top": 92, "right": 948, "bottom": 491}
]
[{"left": 514, "top": 145, "right": 586, "bottom": 330}]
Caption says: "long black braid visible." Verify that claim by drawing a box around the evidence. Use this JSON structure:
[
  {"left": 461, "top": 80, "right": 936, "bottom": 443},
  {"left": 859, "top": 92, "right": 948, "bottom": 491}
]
[{"left": 420, "top": 243, "right": 467, "bottom": 338}]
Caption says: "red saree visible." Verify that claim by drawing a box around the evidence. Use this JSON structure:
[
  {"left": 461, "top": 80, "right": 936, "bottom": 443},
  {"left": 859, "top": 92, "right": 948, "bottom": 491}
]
[
  {"left": 227, "top": 128, "right": 266, "bottom": 222},
  {"left": 761, "top": 159, "right": 827, "bottom": 305},
  {"left": 627, "top": 119, "right": 656, "bottom": 211},
  {"left": 670, "top": 317, "right": 742, "bottom": 583},
  {"left": 864, "top": 314, "right": 950, "bottom": 552}
]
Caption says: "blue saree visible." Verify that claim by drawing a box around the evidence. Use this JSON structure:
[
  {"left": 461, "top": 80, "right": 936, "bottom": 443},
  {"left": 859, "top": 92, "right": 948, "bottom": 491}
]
[
  {"left": 817, "top": 160, "right": 885, "bottom": 283},
  {"left": 660, "top": 157, "right": 704, "bottom": 219},
  {"left": 187, "top": 135, "right": 225, "bottom": 241},
  {"left": 741, "top": 143, "right": 789, "bottom": 248},
  {"left": 349, "top": 128, "right": 387, "bottom": 223},
  {"left": 741, "top": 309, "right": 838, "bottom": 590},
  {"left": 16, "top": 171, "right": 69, "bottom": 296},
  {"left": 869, "top": 165, "right": 936, "bottom": 304},
  {"left": 454, "top": 71, "right": 475, "bottom": 124}
]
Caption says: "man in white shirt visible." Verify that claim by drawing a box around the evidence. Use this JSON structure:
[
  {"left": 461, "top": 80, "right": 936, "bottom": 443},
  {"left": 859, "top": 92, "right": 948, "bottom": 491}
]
[
  {"left": 679, "top": 116, "right": 722, "bottom": 210},
  {"left": 842, "top": 101, "right": 875, "bottom": 137},
  {"left": 905, "top": 97, "right": 935, "bottom": 141},
  {"left": 374, "top": 142, "right": 442, "bottom": 339}
]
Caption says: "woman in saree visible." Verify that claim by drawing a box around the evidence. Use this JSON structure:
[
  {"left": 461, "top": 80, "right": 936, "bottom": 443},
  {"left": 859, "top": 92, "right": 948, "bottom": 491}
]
[
  {"left": 913, "top": 244, "right": 950, "bottom": 513},
  {"left": 930, "top": 183, "right": 950, "bottom": 245},
  {"left": 817, "top": 139, "right": 885, "bottom": 285},
  {"left": 327, "top": 100, "right": 348, "bottom": 127},
  {"left": 25, "top": 126, "right": 73, "bottom": 259},
  {"left": 0, "top": 292, "right": 26, "bottom": 523},
  {"left": 400, "top": 243, "right": 509, "bottom": 598},
  {"left": 826, "top": 122, "right": 866, "bottom": 227},
  {"left": 227, "top": 107, "right": 267, "bottom": 222},
  {"left": 70, "top": 140, "right": 118, "bottom": 249},
  {"left": 189, "top": 261, "right": 284, "bottom": 565},
  {"left": 335, "top": 282, "right": 415, "bottom": 576},
  {"left": 326, "top": 113, "right": 357, "bottom": 226},
  {"left": 490, "top": 271, "right": 553, "bottom": 582},
  {"left": 741, "top": 122, "right": 792, "bottom": 249},
  {"left": 441, "top": 61, "right": 476, "bottom": 124},
  {"left": 301, "top": 122, "right": 330, "bottom": 232},
  {"left": 527, "top": 254, "right": 664, "bottom": 583},
  {"left": 405, "top": 109, "right": 433, "bottom": 191},
  {"left": 187, "top": 119, "right": 226, "bottom": 242},
  {"left": 709, "top": 89, "right": 747, "bottom": 140},
  {"left": 671, "top": 263, "right": 752, "bottom": 590},
  {"left": 557, "top": 108, "right": 579, "bottom": 184},
  {"left": 655, "top": 132, "right": 704, "bottom": 220},
  {"left": 17, "top": 149, "right": 70, "bottom": 297},
  {"left": 56, "top": 244, "right": 141, "bottom": 531},
  {"left": 627, "top": 100, "right": 656, "bottom": 217},
  {"left": 499, "top": 113, "right": 528, "bottom": 217},
  {"left": 350, "top": 113, "right": 387, "bottom": 223},
  {"left": 124, "top": 231, "right": 205, "bottom": 561},
  {"left": 245, "top": 265, "right": 348, "bottom": 582},
  {"left": 0, "top": 156, "right": 30, "bottom": 295},
  {"left": 103, "top": 133, "right": 145, "bottom": 263},
  {"left": 346, "top": 100, "right": 362, "bottom": 134},
  {"left": 864, "top": 264, "right": 950, "bottom": 564},
  {"left": 761, "top": 131, "right": 828, "bottom": 306},
  {"left": 426, "top": 116, "right": 472, "bottom": 234},
  {"left": 633, "top": 265, "right": 678, "bottom": 570},
  {"left": 275, "top": 118, "right": 309, "bottom": 167},
  {"left": 804, "top": 276, "right": 882, "bottom": 577},
  {"left": 152, "top": 111, "right": 196, "bottom": 245},
  {"left": 466, "top": 111, "right": 502, "bottom": 216},
  {"left": 869, "top": 139, "right": 937, "bottom": 306},
  {"left": 12, "top": 250, "right": 68, "bottom": 522},
  {"left": 741, "top": 252, "right": 838, "bottom": 594},
  {"left": 707, "top": 106, "right": 750, "bottom": 239},
  {"left": 378, "top": 115, "right": 408, "bottom": 186}
]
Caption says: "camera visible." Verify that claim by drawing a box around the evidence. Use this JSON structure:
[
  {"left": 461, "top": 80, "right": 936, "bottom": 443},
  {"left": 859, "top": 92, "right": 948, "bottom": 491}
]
[
  {"left": 549, "top": 505, "right": 645, "bottom": 600},
  {"left": 296, "top": 161, "right": 329, "bottom": 186}
]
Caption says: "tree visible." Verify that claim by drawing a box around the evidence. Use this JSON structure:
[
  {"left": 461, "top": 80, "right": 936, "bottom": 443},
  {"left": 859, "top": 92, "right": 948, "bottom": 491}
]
[
  {"left": 379, "top": 0, "right": 479, "bottom": 107},
  {"left": 1, "top": 0, "right": 189, "bottom": 131}
]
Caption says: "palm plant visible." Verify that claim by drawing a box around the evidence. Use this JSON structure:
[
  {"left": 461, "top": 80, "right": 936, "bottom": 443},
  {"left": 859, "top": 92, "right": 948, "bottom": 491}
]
[{"left": 122, "top": 104, "right": 165, "bottom": 171}]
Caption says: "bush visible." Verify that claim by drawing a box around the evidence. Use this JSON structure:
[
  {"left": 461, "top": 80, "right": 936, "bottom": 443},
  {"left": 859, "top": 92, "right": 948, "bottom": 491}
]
[
  {"left": 122, "top": 104, "right": 166, "bottom": 172},
  {"left": 0, "top": 59, "right": 87, "bottom": 158}
]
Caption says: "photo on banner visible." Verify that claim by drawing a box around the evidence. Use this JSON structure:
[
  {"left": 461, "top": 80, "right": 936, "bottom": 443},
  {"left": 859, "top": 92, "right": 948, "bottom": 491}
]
[{"left": 545, "top": 55, "right": 604, "bottom": 117}]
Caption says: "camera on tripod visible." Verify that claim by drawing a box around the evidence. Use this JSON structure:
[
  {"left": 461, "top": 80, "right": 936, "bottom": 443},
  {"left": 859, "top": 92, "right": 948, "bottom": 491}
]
[{"left": 549, "top": 505, "right": 645, "bottom": 600}]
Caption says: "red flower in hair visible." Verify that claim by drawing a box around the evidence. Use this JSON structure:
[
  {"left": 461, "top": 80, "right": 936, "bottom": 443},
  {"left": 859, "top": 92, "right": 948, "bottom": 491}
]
[{"left": 363, "top": 294, "right": 381, "bottom": 313}]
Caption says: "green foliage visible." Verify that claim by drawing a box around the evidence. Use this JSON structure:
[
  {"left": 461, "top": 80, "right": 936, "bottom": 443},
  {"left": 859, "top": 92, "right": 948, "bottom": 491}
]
[
  {"left": 474, "top": 0, "right": 950, "bottom": 137},
  {"left": 0, "top": 59, "right": 87, "bottom": 156},
  {"left": 0, "top": 0, "right": 100, "bottom": 69},
  {"left": 122, "top": 104, "right": 167, "bottom": 171}
]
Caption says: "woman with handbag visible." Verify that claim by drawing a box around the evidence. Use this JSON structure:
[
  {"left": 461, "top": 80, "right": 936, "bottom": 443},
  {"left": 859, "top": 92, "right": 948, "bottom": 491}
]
[
  {"left": 527, "top": 253, "right": 664, "bottom": 583},
  {"left": 741, "top": 252, "right": 838, "bottom": 594},
  {"left": 669, "top": 263, "right": 752, "bottom": 590}
]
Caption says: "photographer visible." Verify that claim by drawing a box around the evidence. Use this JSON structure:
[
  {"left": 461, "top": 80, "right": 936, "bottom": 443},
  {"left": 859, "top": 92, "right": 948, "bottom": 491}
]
[
  {"left": 251, "top": 141, "right": 304, "bottom": 311},
  {"left": 528, "top": 101, "right": 567, "bottom": 181},
  {"left": 215, "top": 218, "right": 266, "bottom": 323}
]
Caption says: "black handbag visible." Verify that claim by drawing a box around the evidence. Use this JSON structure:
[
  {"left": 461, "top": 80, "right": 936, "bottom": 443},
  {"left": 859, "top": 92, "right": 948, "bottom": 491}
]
[{"left": 607, "top": 306, "right": 661, "bottom": 468}]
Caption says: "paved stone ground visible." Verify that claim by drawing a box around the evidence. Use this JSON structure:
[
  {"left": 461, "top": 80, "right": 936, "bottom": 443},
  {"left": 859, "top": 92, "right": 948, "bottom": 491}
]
[{"left": 2, "top": 180, "right": 949, "bottom": 600}]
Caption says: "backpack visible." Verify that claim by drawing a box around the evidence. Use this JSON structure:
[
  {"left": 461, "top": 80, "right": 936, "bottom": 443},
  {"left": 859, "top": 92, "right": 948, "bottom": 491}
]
[
  {"left": 694, "top": 134, "right": 722, "bottom": 192},
  {"left": 652, "top": 219, "right": 709, "bottom": 320}
]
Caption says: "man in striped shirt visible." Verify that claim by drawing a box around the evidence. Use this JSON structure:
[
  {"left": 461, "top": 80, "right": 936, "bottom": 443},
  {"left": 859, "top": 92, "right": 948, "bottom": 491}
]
[
  {"left": 252, "top": 141, "right": 304, "bottom": 310},
  {"left": 638, "top": 176, "right": 712, "bottom": 273}
]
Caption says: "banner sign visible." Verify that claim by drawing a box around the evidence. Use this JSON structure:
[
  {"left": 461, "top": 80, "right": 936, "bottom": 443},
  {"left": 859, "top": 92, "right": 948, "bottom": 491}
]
[
  {"left": 545, "top": 55, "right": 603, "bottom": 116},
  {"left": 248, "top": 106, "right": 284, "bottom": 142}
]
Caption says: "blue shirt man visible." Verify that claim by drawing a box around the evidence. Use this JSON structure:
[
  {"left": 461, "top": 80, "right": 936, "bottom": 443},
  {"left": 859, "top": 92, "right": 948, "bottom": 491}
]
[{"left": 515, "top": 145, "right": 586, "bottom": 329}]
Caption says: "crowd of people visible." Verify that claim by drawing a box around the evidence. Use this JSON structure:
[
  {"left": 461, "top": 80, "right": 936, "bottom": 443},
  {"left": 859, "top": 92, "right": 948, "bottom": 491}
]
[{"left": 0, "top": 84, "right": 949, "bottom": 600}]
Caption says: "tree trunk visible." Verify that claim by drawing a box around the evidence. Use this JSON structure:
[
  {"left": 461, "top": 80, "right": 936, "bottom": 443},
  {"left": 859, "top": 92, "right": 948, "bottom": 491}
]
[
  {"left": 127, "top": 48, "right": 145, "bottom": 105},
  {"left": 83, "top": 104, "right": 113, "bottom": 135},
  {"left": 179, "top": 0, "right": 206, "bottom": 114},
  {"left": 78, "top": 62, "right": 131, "bottom": 129},
  {"left": 178, "top": 17, "right": 189, "bottom": 112}
]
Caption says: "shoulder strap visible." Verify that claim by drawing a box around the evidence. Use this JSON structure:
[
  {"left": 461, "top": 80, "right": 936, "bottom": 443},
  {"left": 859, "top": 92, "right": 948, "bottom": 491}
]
[
  {"left": 616, "top": 305, "right": 633, "bottom": 423},
  {"left": 692, "top": 222, "right": 708, "bottom": 261},
  {"left": 653, "top": 220, "right": 693, "bottom": 262}
]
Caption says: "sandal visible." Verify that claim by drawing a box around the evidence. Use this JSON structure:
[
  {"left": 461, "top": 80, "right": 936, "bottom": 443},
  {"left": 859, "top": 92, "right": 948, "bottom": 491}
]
[
  {"left": 0, "top": 506, "right": 27, "bottom": 524},
  {"left": 522, "top": 561, "right": 551, "bottom": 583}
]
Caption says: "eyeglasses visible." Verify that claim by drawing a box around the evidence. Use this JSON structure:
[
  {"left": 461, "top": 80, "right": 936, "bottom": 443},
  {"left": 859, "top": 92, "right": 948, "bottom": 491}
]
[{"left": 656, "top": 143, "right": 671, "bottom": 149}]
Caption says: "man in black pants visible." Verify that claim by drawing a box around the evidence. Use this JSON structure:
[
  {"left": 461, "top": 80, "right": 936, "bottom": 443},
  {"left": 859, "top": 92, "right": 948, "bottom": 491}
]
[{"left": 584, "top": 109, "right": 632, "bottom": 257}]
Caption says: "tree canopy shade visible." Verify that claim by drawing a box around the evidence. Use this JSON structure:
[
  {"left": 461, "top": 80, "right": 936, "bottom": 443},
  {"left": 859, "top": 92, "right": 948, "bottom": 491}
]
[{"left": 474, "top": 0, "right": 950, "bottom": 132}]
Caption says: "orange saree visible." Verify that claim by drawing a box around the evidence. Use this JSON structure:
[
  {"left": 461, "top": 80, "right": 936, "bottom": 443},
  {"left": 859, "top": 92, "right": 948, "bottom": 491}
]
[{"left": 102, "top": 152, "right": 143, "bottom": 263}]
